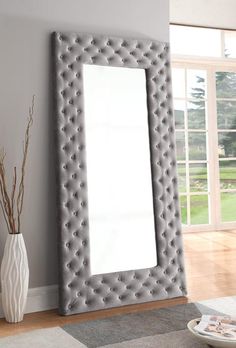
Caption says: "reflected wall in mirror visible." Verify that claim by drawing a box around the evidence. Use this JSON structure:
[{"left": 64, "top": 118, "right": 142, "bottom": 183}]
[
  {"left": 83, "top": 64, "right": 157, "bottom": 275},
  {"left": 53, "top": 32, "right": 186, "bottom": 316}
]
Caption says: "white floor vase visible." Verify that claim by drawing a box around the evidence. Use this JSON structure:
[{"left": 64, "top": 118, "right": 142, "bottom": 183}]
[{"left": 1, "top": 233, "right": 29, "bottom": 323}]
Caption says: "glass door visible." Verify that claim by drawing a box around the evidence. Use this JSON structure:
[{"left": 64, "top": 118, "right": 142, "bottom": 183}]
[
  {"left": 216, "top": 71, "right": 236, "bottom": 222},
  {"left": 172, "top": 67, "right": 210, "bottom": 228},
  {"left": 172, "top": 65, "right": 236, "bottom": 231}
]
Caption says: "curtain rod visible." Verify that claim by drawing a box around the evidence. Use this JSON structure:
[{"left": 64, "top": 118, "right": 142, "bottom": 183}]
[{"left": 170, "top": 22, "right": 236, "bottom": 32}]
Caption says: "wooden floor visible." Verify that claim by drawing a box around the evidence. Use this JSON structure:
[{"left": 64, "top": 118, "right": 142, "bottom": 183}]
[
  {"left": 0, "top": 230, "right": 235, "bottom": 337},
  {"left": 184, "top": 230, "right": 236, "bottom": 302}
]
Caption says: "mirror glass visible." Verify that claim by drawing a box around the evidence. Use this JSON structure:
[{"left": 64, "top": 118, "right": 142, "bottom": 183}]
[{"left": 83, "top": 64, "right": 157, "bottom": 275}]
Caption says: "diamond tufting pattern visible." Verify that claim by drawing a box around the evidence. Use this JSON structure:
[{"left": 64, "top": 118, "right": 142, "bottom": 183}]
[{"left": 52, "top": 32, "right": 186, "bottom": 315}]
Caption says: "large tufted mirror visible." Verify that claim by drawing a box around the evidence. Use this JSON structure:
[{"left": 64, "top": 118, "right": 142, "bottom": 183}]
[{"left": 52, "top": 32, "right": 186, "bottom": 315}]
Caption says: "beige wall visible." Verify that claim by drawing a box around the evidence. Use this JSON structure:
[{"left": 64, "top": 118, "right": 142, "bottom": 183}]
[
  {"left": 0, "top": 0, "right": 169, "bottom": 288},
  {"left": 170, "top": 0, "right": 236, "bottom": 29}
]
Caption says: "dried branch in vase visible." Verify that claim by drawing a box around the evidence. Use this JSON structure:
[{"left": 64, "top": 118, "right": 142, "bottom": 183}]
[{"left": 0, "top": 96, "right": 34, "bottom": 234}]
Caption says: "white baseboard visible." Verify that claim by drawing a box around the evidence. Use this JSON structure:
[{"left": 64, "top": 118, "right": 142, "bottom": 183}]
[{"left": 0, "top": 284, "right": 58, "bottom": 318}]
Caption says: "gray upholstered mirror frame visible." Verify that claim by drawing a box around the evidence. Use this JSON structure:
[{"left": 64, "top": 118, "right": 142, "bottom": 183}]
[{"left": 52, "top": 31, "right": 186, "bottom": 316}]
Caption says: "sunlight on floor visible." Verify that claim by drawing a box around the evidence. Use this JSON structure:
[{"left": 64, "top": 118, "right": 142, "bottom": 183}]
[{"left": 183, "top": 230, "right": 236, "bottom": 302}]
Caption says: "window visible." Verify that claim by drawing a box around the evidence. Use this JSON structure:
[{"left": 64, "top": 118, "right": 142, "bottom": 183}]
[
  {"left": 172, "top": 68, "right": 209, "bottom": 226},
  {"left": 216, "top": 71, "right": 236, "bottom": 221},
  {"left": 171, "top": 25, "right": 236, "bottom": 232},
  {"left": 170, "top": 25, "right": 222, "bottom": 57}
]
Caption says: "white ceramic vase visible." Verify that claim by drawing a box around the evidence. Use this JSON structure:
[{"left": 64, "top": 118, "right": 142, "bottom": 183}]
[{"left": 0, "top": 233, "right": 29, "bottom": 323}]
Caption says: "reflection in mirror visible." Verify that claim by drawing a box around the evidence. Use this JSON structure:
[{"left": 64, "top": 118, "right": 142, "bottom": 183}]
[{"left": 83, "top": 64, "right": 157, "bottom": 275}]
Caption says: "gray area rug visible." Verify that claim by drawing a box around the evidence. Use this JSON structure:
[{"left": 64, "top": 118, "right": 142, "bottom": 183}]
[
  {"left": 1, "top": 296, "right": 235, "bottom": 347},
  {"left": 62, "top": 303, "right": 207, "bottom": 347}
]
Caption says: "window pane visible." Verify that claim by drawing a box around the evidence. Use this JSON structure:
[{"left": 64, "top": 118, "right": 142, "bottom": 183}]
[
  {"left": 189, "top": 163, "right": 208, "bottom": 192},
  {"left": 216, "top": 71, "right": 236, "bottom": 98},
  {"left": 224, "top": 31, "right": 236, "bottom": 58},
  {"left": 170, "top": 25, "right": 221, "bottom": 57},
  {"left": 190, "top": 195, "right": 209, "bottom": 224},
  {"left": 187, "top": 70, "right": 206, "bottom": 99},
  {"left": 218, "top": 131, "right": 236, "bottom": 158},
  {"left": 188, "top": 132, "right": 207, "bottom": 160},
  {"left": 217, "top": 100, "right": 236, "bottom": 129},
  {"left": 176, "top": 131, "right": 186, "bottom": 160},
  {"left": 219, "top": 160, "right": 236, "bottom": 189},
  {"left": 188, "top": 101, "right": 206, "bottom": 129},
  {"left": 174, "top": 100, "right": 185, "bottom": 129},
  {"left": 180, "top": 195, "right": 187, "bottom": 224},
  {"left": 177, "top": 163, "right": 187, "bottom": 192},
  {"left": 221, "top": 192, "right": 236, "bottom": 222},
  {"left": 172, "top": 68, "right": 185, "bottom": 98}
]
